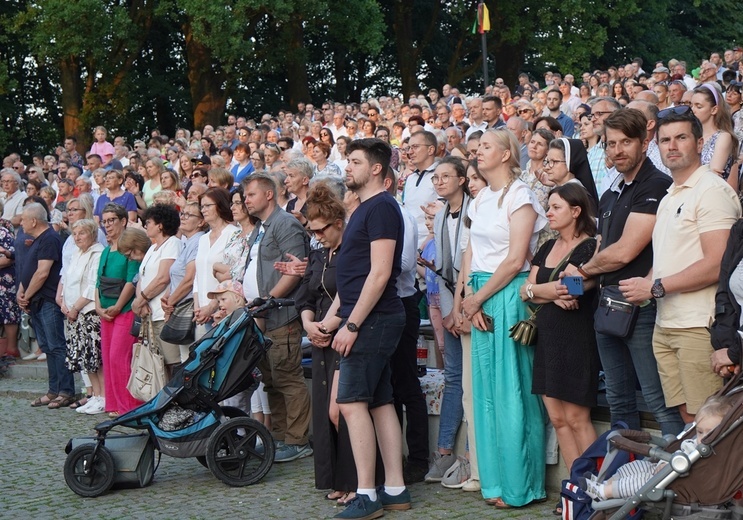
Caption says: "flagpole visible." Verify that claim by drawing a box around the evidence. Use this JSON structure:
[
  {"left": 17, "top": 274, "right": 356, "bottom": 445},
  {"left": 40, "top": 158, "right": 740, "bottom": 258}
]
[{"left": 481, "top": 31, "right": 488, "bottom": 91}]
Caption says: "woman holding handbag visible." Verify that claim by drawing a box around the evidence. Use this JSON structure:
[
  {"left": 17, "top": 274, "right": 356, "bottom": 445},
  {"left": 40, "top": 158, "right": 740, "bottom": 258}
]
[
  {"left": 519, "top": 183, "right": 599, "bottom": 474},
  {"left": 95, "top": 203, "right": 141, "bottom": 417},
  {"left": 161, "top": 201, "right": 206, "bottom": 362},
  {"left": 124, "top": 205, "right": 183, "bottom": 380}
]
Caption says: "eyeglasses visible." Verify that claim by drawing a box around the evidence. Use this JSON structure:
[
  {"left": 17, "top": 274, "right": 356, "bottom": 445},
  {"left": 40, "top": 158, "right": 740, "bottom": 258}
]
[
  {"left": 517, "top": 109, "right": 533, "bottom": 115},
  {"left": 200, "top": 203, "right": 216, "bottom": 210},
  {"left": 67, "top": 207, "right": 84, "bottom": 213},
  {"left": 308, "top": 222, "right": 333, "bottom": 236},
  {"left": 102, "top": 218, "right": 121, "bottom": 226},
  {"left": 251, "top": 156, "right": 262, "bottom": 161},
  {"left": 587, "top": 111, "right": 614, "bottom": 120},
  {"left": 190, "top": 172, "right": 206, "bottom": 179},
  {"left": 658, "top": 105, "right": 692, "bottom": 119},
  {"left": 400, "top": 147, "right": 410, "bottom": 155},
  {"left": 265, "top": 143, "right": 280, "bottom": 150},
  {"left": 431, "top": 174, "right": 455, "bottom": 184},
  {"left": 542, "top": 158, "right": 567, "bottom": 168},
  {"left": 179, "top": 212, "right": 201, "bottom": 219},
  {"left": 238, "top": 133, "right": 249, "bottom": 137}
]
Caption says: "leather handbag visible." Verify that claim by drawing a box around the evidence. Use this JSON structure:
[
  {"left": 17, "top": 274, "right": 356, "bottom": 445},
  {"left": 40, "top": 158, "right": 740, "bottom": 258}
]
[
  {"left": 127, "top": 318, "right": 166, "bottom": 402},
  {"left": 509, "top": 238, "right": 593, "bottom": 346},
  {"left": 159, "top": 298, "right": 195, "bottom": 344},
  {"left": 594, "top": 285, "right": 640, "bottom": 338}
]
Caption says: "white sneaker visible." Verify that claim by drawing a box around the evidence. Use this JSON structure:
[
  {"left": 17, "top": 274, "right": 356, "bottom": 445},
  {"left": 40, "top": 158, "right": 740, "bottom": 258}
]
[
  {"left": 75, "top": 397, "right": 94, "bottom": 414},
  {"left": 462, "top": 478, "right": 481, "bottom": 492},
  {"left": 84, "top": 396, "right": 106, "bottom": 415}
]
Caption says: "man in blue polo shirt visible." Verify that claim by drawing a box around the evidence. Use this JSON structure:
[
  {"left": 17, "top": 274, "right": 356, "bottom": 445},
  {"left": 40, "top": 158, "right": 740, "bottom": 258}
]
[{"left": 328, "top": 138, "right": 411, "bottom": 519}]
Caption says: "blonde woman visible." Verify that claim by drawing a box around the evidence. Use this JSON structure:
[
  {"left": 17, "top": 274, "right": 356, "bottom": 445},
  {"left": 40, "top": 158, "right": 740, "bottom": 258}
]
[{"left": 459, "top": 128, "right": 548, "bottom": 508}]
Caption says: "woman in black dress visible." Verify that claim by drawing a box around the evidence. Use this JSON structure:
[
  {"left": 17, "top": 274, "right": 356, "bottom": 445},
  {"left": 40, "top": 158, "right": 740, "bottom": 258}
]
[
  {"left": 296, "top": 183, "right": 378, "bottom": 505},
  {"left": 519, "top": 183, "right": 599, "bottom": 473}
]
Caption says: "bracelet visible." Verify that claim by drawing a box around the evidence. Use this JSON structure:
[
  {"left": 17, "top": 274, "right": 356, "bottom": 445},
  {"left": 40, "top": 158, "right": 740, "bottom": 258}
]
[
  {"left": 577, "top": 266, "right": 590, "bottom": 279},
  {"left": 526, "top": 284, "right": 534, "bottom": 300}
]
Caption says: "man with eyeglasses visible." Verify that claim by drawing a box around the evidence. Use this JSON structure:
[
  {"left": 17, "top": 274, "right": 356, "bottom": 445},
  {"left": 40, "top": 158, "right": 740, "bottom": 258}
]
[
  {"left": 620, "top": 106, "right": 740, "bottom": 425},
  {"left": 697, "top": 60, "right": 720, "bottom": 87},
  {"left": 588, "top": 97, "right": 622, "bottom": 196},
  {"left": 568, "top": 108, "right": 683, "bottom": 436},
  {"left": 0, "top": 169, "right": 26, "bottom": 227},
  {"left": 436, "top": 105, "right": 452, "bottom": 129},
  {"left": 329, "top": 112, "right": 348, "bottom": 140},
  {"left": 403, "top": 131, "right": 439, "bottom": 248}
]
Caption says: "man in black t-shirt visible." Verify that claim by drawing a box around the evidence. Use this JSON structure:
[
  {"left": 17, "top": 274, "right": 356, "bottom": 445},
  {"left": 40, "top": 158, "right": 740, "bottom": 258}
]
[
  {"left": 18, "top": 203, "right": 75, "bottom": 408},
  {"left": 327, "top": 139, "right": 411, "bottom": 518},
  {"left": 569, "top": 109, "right": 684, "bottom": 436}
]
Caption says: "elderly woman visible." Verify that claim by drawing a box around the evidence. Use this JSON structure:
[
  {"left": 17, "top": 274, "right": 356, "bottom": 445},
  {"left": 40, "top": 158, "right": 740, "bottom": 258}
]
[
  {"left": 193, "top": 188, "right": 239, "bottom": 335},
  {"left": 161, "top": 201, "right": 206, "bottom": 362},
  {"left": 207, "top": 167, "right": 234, "bottom": 191},
  {"left": 39, "top": 186, "right": 65, "bottom": 233},
  {"left": 96, "top": 203, "right": 141, "bottom": 417},
  {"left": 123, "top": 204, "right": 183, "bottom": 378},
  {"left": 0, "top": 200, "right": 21, "bottom": 358},
  {"left": 60, "top": 219, "right": 106, "bottom": 414},
  {"left": 312, "top": 141, "right": 342, "bottom": 177},
  {"left": 143, "top": 157, "right": 165, "bottom": 206},
  {"left": 285, "top": 157, "right": 314, "bottom": 222},
  {"left": 94, "top": 169, "right": 138, "bottom": 223}
]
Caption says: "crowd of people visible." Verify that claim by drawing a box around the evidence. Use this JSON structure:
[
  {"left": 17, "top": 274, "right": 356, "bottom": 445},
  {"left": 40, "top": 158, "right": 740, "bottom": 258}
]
[{"left": 2, "top": 47, "right": 743, "bottom": 519}]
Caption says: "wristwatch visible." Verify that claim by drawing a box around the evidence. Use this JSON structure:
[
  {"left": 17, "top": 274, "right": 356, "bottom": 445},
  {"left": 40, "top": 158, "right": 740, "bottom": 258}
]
[
  {"left": 346, "top": 322, "right": 359, "bottom": 333},
  {"left": 651, "top": 278, "right": 666, "bottom": 299}
]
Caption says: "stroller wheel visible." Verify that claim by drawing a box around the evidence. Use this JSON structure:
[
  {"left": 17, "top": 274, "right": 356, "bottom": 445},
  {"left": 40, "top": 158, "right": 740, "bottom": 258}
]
[
  {"left": 206, "top": 417, "right": 275, "bottom": 487},
  {"left": 64, "top": 444, "right": 116, "bottom": 497},
  {"left": 196, "top": 406, "right": 249, "bottom": 468}
]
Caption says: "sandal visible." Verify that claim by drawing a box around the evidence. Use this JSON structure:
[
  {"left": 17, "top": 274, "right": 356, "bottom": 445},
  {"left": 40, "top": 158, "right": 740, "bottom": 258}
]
[
  {"left": 69, "top": 396, "right": 91, "bottom": 410},
  {"left": 108, "top": 411, "right": 120, "bottom": 418},
  {"left": 553, "top": 500, "right": 563, "bottom": 516},
  {"left": 338, "top": 492, "right": 355, "bottom": 505},
  {"left": 488, "top": 497, "right": 547, "bottom": 509},
  {"left": 325, "top": 491, "right": 345, "bottom": 501},
  {"left": 48, "top": 395, "right": 75, "bottom": 409},
  {"left": 31, "top": 393, "right": 58, "bottom": 407}
]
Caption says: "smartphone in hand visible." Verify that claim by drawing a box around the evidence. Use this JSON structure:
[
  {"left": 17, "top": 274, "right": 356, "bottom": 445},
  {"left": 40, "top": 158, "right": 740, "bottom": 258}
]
[{"left": 561, "top": 276, "right": 584, "bottom": 296}]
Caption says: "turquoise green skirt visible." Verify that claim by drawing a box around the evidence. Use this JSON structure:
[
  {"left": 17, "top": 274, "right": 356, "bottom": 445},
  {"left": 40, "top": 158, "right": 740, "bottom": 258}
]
[{"left": 470, "top": 271, "right": 546, "bottom": 505}]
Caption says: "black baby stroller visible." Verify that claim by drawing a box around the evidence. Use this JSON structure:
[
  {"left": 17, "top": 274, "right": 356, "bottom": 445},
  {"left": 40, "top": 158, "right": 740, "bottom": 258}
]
[
  {"left": 63, "top": 298, "right": 293, "bottom": 497},
  {"left": 588, "top": 371, "right": 743, "bottom": 520}
]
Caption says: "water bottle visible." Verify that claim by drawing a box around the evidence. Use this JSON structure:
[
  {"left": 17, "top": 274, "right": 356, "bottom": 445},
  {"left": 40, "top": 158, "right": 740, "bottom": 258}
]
[{"left": 416, "top": 335, "right": 427, "bottom": 377}]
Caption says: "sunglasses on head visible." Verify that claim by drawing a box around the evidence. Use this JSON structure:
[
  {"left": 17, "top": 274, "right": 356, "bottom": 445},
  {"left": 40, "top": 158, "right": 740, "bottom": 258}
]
[{"left": 657, "top": 105, "right": 692, "bottom": 119}]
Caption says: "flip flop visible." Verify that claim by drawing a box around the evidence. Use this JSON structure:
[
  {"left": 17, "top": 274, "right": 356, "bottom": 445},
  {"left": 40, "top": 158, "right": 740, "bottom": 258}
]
[
  {"left": 325, "top": 491, "right": 345, "bottom": 501},
  {"left": 48, "top": 395, "right": 75, "bottom": 409},
  {"left": 31, "top": 393, "right": 58, "bottom": 407},
  {"left": 338, "top": 492, "right": 355, "bottom": 505}
]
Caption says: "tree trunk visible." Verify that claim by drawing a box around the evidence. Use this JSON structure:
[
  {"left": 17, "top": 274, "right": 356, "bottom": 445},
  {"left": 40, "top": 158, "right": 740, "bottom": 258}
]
[
  {"left": 391, "top": 1, "right": 417, "bottom": 97},
  {"left": 284, "top": 18, "right": 310, "bottom": 109},
  {"left": 183, "top": 20, "right": 227, "bottom": 130},
  {"left": 59, "top": 55, "right": 83, "bottom": 147},
  {"left": 333, "top": 47, "right": 347, "bottom": 102},
  {"left": 492, "top": 40, "right": 525, "bottom": 90}
]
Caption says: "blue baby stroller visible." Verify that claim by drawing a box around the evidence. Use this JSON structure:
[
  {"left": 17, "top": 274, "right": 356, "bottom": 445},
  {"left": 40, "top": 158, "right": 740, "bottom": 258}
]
[{"left": 63, "top": 298, "right": 292, "bottom": 497}]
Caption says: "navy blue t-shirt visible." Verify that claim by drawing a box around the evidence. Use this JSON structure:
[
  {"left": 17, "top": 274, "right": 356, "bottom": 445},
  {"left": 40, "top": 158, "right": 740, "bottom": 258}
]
[
  {"left": 17, "top": 226, "right": 63, "bottom": 303},
  {"left": 336, "top": 191, "right": 404, "bottom": 317}
]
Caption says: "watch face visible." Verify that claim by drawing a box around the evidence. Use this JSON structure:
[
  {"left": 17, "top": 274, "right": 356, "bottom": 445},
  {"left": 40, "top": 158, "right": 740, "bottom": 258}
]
[{"left": 347, "top": 322, "right": 358, "bottom": 332}]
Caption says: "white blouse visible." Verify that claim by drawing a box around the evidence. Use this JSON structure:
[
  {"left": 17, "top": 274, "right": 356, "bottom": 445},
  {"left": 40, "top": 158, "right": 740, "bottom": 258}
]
[
  {"left": 61, "top": 243, "right": 105, "bottom": 314},
  {"left": 193, "top": 224, "right": 240, "bottom": 307}
]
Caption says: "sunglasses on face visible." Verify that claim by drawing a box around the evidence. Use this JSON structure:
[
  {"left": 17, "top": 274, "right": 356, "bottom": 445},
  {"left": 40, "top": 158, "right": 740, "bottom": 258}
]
[{"left": 657, "top": 105, "right": 692, "bottom": 119}]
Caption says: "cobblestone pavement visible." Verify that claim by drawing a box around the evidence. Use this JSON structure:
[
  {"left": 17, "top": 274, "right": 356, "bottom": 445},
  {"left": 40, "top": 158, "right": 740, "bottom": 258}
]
[{"left": 0, "top": 376, "right": 560, "bottom": 520}]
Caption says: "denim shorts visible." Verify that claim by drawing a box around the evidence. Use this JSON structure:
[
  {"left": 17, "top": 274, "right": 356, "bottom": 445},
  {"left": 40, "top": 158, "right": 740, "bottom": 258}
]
[{"left": 336, "top": 312, "right": 405, "bottom": 408}]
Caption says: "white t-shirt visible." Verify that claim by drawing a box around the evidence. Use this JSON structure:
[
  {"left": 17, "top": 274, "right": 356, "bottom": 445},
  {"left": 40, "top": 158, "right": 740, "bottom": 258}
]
[
  {"left": 467, "top": 179, "right": 547, "bottom": 273},
  {"left": 242, "top": 225, "right": 264, "bottom": 301},
  {"left": 193, "top": 224, "right": 240, "bottom": 307},
  {"left": 139, "top": 235, "right": 183, "bottom": 321},
  {"left": 402, "top": 163, "right": 438, "bottom": 248}
]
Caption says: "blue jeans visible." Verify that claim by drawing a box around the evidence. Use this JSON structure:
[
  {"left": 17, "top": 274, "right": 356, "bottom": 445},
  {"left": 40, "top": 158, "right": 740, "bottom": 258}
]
[
  {"left": 595, "top": 302, "right": 684, "bottom": 436},
  {"left": 437, "top": 329, "right": 463, "bottom": 450},
  {"left": 32, "top": 300, "right": 75, "bottom": 397}
]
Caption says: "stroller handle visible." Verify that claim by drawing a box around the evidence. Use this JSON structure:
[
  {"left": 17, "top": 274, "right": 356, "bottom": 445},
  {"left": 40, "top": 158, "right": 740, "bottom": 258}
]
[{"left": 249, "top": 297, "right": 295, "bottom": 314}]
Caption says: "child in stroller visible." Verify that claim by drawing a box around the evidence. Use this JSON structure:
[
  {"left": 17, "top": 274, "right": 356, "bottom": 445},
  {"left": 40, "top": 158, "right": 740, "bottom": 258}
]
[{"left": 579, "top": 395, "right": 732, "bottom": 501}]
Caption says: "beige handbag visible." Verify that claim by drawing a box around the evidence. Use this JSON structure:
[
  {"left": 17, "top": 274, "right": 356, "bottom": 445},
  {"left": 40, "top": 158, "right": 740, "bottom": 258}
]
[{"left": 127, "top": 317, "right": 166, "bottom": 402}]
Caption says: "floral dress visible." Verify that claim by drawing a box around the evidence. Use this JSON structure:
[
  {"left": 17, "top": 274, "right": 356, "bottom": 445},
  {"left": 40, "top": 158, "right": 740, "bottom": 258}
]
[
  {"left": 701, "top": 131, "right": 734, "bottom": 180},
  {"left": 0, "top": 219, "right": 21, "bottom": 325},
  {"left": 222, "top": 228, "right": 249, "bottom": 282}
]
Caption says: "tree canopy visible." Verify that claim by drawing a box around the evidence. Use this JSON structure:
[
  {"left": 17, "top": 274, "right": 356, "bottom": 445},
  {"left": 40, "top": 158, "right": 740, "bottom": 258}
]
[{"left": 1, "top": 0, "right": 740, "bottom": 155}]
